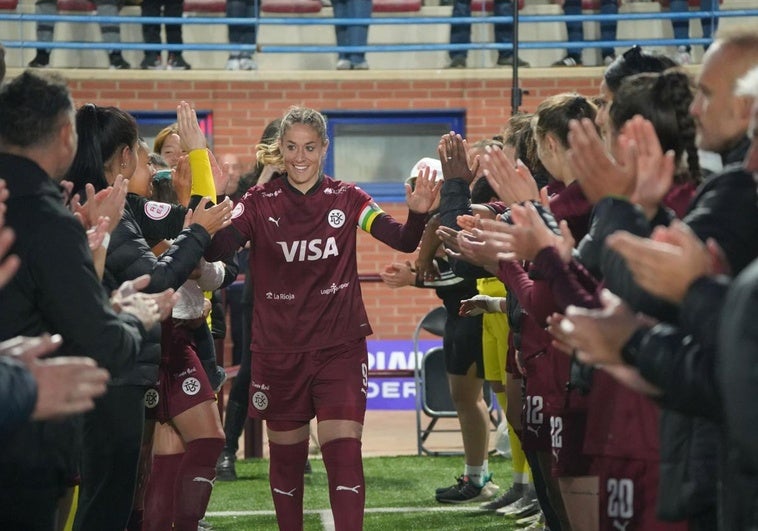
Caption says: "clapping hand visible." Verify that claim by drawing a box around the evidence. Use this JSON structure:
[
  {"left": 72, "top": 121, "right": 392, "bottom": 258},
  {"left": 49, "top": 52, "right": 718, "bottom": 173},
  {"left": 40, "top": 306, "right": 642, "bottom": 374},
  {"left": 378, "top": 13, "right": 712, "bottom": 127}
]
[{"left": 406, "top": 165, "right": 443, "bottom": 214}]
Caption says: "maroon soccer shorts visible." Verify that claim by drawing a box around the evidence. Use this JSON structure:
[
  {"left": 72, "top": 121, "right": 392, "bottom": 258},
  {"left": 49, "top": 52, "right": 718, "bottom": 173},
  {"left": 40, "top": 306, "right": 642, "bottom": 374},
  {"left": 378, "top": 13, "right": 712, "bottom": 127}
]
[
  {"left": 593, "top": 456, "right": 689, "bottom": 531},
  {"left": 549, "top": 411, "right": 592, "bottom": 477},
  {"left": 249, "top": 338, "right": 368, "bottom": 424},
  {"left": 145, "top": 326, "right": 215, "bottom": 423}
]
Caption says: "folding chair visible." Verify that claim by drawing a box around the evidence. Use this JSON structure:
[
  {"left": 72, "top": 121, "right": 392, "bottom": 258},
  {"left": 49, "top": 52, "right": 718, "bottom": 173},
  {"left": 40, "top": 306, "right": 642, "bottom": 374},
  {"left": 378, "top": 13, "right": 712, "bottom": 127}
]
[{"left": 413, "top": 306, "right": 500, "bottom": 456}]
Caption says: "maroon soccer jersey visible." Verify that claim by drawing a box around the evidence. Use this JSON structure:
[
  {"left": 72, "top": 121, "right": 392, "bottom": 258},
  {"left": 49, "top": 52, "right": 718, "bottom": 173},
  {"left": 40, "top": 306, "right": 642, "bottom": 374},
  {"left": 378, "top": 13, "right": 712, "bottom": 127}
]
[{"left": 229, "top": 177, "right": 378, "bottom": 353}]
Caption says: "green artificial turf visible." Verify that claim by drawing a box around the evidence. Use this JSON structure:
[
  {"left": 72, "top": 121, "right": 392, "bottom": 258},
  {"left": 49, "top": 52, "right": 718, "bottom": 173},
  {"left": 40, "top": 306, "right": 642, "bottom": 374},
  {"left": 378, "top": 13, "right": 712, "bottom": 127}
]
[{"left": 205, "top": 454, "right": 526, "bottom": 530}]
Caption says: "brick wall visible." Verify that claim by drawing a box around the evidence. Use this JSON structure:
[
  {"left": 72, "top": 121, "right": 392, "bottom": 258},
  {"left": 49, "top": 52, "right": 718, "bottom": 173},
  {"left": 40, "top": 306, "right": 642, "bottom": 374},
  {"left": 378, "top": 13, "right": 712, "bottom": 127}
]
[{"left": 65, "top": 71, "right": 603, "bottom": 340}]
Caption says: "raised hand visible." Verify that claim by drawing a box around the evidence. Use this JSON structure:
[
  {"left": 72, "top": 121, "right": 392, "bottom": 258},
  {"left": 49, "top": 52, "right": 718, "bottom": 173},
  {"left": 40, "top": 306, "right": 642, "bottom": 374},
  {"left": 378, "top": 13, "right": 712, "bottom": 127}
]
[
  {"left": 74, "top": 174, "right": 128, "bottom": 233},
  {"left": 438, "top": 132, "right": 477, "bottom": 183},
  {"left": 176, "top": 100, "right": 206, "bottom": 152},
  {"left": 606, "top": 220, "right": 715, "bottom": 304},
  {"left": 546, "top": 290, "right": 638, "bottom": 366},
  {"left": 0, "top": 180, "right": 20, "bottom": 289},
  {"left": 173, "top": 155, "right": 192, "bottom": 207},
  {"left": 624, "top": 115, "right": 675, "bottom": 216},
  {"left": 459, "top": 294, "right": 504, "bottom": 317},
  {"left": 480, "top": 147, "right": 539, "bottom": 206},
  {"left": 208, "top": 150, "right": 229, "bottom": 196},
  {"left": 406, "top": 165, "right": 443, "bottom": 214},
  {"left": 189, "top": 197, "right": 234, "bottom": 236},
  {"left": 379, "top": 261, "right": 415, "bottom": 289},
  {"left": 0, "top": 333, "right": 110, "bottom": 420},
  {"left": 567, "top": 118, "right": 636, "bottom": 204}
]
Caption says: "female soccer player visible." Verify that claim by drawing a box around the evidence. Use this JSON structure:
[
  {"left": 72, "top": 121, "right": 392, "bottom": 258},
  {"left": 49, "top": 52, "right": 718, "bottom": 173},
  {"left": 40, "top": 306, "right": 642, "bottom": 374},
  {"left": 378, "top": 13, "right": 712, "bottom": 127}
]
[{"left": 205, "top": 105, "right": 441, "bottom": 530}]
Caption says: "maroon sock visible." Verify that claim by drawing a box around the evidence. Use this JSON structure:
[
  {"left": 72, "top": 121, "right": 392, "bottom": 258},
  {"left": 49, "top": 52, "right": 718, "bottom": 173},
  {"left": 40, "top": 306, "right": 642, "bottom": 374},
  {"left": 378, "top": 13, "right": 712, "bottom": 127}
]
[
  {"left": 173, "top": 437, "right": 225, "bottom": 531},
  {"left": 143, "top": 453, "right": 183, "bottom": 531},
  {"left": 321, "top": 438, "right": 365, "bottom": 531},
  {"left": 268, "top": 439, "right": 309, "bottom": 531}
]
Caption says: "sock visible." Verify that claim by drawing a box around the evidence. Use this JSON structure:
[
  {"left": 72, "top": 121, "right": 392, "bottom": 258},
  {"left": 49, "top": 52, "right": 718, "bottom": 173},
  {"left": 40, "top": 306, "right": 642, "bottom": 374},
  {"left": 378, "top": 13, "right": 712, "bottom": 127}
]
[
  {"left": 144, "top": 453, "right": 183, "bottom": 531},
  {"left": 269, "top": 439, "right": 309, "bottom": 531},
  {"left": 172, "top": 438, "right": 224, "bottom": 531},
  {"left": 464, "top": 464, "right": 485, "bottom": 487},
  {"left": 508, "top": 421, "right": 530, "bottom": 485},
  {"left": 321, "top": 438, "right": 365, "bottom": 531}
]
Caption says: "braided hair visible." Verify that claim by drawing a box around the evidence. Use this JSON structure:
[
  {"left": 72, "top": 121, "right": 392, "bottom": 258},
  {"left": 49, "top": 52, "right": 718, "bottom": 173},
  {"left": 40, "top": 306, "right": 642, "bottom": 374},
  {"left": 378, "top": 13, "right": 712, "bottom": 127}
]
[{"left": 610, "top": 69, "right": 700, "bottom": 185}]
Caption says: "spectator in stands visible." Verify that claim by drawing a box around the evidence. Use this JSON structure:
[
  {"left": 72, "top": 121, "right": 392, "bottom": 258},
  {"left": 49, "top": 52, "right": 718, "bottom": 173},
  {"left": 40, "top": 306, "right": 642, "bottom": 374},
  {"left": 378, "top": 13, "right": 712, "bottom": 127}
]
[
  {"left": 333, "top": 0, "right": 372, "bottom": 70},
  {"left": 670, "top": 0, "right": 719, "bottom": 64},
  {"left": 447, "top": 0, "right": 529, "bottom": 68},
  {"left": 0, "top": 70, "right": 149, "bottom": 530},
  {"left": 28, "top": 0, "right": 131, "bottom": 68},
  {"left": 205, "top": 105, "right": 440, "bottom": 530},
  {"left": 553, "top": 0, "right": 618, "bottom": 66},
  {"left": 140, "top": 0, "right": 191, "bottom": 69},
  {"left": 226, "top": 0, "right": 259, "bottom": 70}
]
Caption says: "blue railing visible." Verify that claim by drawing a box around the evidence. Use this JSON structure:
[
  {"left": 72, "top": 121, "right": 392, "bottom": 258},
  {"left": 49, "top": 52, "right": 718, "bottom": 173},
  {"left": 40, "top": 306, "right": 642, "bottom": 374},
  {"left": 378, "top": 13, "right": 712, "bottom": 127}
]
[{"left": 0, "top": 9, "right": 754, "bottom": 56}]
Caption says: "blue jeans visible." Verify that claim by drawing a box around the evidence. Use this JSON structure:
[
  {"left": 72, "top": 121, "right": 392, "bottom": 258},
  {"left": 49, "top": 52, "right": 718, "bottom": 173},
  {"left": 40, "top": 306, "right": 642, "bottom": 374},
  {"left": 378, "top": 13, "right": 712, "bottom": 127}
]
[
  {"left": 333, "top": 0, "right": 372, "bottom": 63},
  {"left": 564, "top": 0, "right": 617, "bottom": 61},
  {"left": 450, "top": 0, "right": 516, "bottom": 60},
  {"left": 670, "top": 0, "right": 718, "bottom": 50},
  {"left": 227, "top": 0, "right": 259, "bottom": 57}
]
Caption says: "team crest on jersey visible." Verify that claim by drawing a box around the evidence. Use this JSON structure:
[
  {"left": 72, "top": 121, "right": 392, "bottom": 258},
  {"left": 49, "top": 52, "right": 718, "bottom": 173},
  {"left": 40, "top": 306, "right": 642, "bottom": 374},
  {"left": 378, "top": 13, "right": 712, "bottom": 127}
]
[
  {"left": 144, "top": 388, "right": 159, "bottom": 408},
  {"left": 182, "top": 377, "right": 201, "bottom": 396},
  {"left": 144, "top": 201, "right": 171, "bottom": 220},
  {"left": 231, "top": 202, "right": 244, "bottom": 219},
  {"left": 328, "top": 209, "right": 346, "bottom": 228},
  {"left": 251, "top": 391, "right": 269, "bottom": 411}
]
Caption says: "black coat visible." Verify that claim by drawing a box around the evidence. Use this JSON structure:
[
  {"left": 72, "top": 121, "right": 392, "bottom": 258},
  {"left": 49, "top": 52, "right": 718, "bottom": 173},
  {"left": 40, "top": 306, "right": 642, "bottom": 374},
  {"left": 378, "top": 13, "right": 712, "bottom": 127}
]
[
  {"left": 103, "top": 200, "right": 210, "bottom": 386},
  {"left": 0, "top": 153, "right": 145, "bottom": 476},
  {"left": 0, "top": 356, "right": 36, "bottom": 440}
]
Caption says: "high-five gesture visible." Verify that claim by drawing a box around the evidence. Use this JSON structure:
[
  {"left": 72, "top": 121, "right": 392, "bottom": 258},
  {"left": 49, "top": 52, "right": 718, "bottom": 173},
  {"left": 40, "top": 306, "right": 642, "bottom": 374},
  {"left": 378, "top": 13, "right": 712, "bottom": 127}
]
[
  {"left": 438, "top": 132, "right": 477, "bottom": 183},
  {"left": 189, "top": 197, "right": 234, "bottom": 236},
  {"left": 176, "top": 100, "right": 206, "bottom": 152},
  {"left": 406, "top": 165, "right": 442, "bottom": 214}
]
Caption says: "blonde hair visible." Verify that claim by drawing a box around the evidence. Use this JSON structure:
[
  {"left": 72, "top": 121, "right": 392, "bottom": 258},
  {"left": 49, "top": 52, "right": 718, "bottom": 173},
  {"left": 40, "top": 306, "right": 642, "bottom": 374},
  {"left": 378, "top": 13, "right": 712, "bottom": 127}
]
[
  {"left": 153, "top": 123, "right": 179, "bottom": 153},
  {"left": 256, "top": 106, "right": 328, "bottom": 167}
]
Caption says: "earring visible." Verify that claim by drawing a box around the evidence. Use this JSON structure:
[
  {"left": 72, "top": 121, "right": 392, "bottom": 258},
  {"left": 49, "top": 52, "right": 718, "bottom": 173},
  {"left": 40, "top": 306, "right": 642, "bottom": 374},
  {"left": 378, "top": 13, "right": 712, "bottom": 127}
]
[{"left": 120, "top": 161, "right": 127, "bottom": 168}]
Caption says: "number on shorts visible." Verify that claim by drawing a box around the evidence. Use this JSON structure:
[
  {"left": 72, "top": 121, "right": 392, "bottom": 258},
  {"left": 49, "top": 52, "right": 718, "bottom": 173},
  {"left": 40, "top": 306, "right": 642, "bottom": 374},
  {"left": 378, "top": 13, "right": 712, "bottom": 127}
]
[
  {"left": 526, "top": 395, "right": 543, "bottom": 425},
  {"left": 361, "top": 362, "right": 368, "bottom": 391},
  {"left": 607, "top": 478, "right": 634, "bottom": 519},
  {"left": 550, "top": 416, "right": 563, "bottom": 448}
]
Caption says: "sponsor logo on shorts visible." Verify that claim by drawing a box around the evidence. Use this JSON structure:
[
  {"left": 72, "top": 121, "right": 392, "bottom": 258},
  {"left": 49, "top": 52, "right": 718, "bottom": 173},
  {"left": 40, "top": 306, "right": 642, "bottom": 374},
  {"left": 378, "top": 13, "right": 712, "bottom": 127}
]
[
  {"left": 273, "top": 487, "right": 296, "bottom": 497},
  {"left": 193, "top": 476, "right": 215, "bottom": 487},
  {"left": 231, "top": 202, "right": 244, "bottom": 219},
  {"left": 144, "top": 201, "right": 171, "bottom": 220},
  {"left": 144, "top": 388, "right": 159, "bottom": 408},
  {"left": 327, "top": 209, "right": 346, "bottom": 228},
  {"left": 251, "top": 391, "right": 269, "bottom": 411},
  {"left": 182, "top": 377, "right": 201, "bottom": 396}
]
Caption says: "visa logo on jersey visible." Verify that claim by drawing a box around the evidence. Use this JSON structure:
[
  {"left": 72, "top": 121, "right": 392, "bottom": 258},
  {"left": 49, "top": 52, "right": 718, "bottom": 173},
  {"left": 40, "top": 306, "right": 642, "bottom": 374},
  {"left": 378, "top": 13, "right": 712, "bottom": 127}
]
[{"left": 277, "top": 237, "right": 339, "bottom": 262}]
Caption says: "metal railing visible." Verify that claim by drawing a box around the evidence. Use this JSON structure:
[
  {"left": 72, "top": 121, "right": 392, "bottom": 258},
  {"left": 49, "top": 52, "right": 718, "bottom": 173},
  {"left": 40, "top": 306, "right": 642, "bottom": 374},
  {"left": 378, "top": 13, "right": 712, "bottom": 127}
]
[{"left": 1, "top": 8, "right": 754, "bottom": 56}]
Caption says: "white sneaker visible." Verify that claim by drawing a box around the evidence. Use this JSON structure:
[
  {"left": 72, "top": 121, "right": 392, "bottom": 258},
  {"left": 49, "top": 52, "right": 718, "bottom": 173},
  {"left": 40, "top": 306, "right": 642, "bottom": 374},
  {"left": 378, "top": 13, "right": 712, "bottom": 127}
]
[
  {"left": 352, "top": 60, "right": 369, "bottom": 70},
  {"left": 226, "top": 57, "right": 241, "bottom": 71},
  {"left": 239, "top": 57, "right": 257, "bottom": 70},
  {"left": 676, "top": 45, "right": 692, "bottom": 65},
  {"left": 336, "top": 59, "right": 352, "bottom": 70}
]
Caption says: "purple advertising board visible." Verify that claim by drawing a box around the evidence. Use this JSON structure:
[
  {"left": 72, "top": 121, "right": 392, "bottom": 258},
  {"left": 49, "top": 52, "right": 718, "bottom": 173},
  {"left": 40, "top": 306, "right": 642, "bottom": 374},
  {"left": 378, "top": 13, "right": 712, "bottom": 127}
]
[{"left": 367, "top": 339, "right": 442, "bottom": 410}]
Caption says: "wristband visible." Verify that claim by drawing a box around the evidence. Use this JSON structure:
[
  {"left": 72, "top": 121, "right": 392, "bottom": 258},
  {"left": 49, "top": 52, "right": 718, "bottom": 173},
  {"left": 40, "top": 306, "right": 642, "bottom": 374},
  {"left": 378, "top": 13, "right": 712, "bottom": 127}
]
[{"left": 101, "top": 232, "right": 111, "bottom": 251}]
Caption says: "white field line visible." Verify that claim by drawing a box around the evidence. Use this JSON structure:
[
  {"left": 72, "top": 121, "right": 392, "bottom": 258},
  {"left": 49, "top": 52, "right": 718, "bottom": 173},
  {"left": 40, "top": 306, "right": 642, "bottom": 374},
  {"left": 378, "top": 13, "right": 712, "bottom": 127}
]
[{"left": 207, "top": 505, "right": 483, "bottom": 517}]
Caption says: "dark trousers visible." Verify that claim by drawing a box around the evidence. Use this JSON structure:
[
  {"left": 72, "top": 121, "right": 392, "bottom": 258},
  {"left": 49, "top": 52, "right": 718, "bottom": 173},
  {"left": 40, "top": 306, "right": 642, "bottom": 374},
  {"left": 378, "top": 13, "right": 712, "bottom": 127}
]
[
  {"left": 73, "top": 385, "right": 146, "bottom": 531},
  {"left": 564, "top": 0, "right": 617, "bottom": 60},
  {"left": 0, "top": 471, "right": 65, "bottom": 530},
  {"left": 141, "top": 0, "right": 184, "bottom": 50},
  {"left": 450, "top": 0, "right": 516, "bottom": 60}
]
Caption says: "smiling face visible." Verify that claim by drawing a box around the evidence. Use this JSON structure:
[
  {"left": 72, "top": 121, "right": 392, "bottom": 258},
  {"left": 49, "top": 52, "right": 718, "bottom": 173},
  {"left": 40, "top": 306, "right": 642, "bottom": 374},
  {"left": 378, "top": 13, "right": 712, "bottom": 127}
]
[
  {"left": 128, "top": 143, "right": 154, "bottom": 198},
  {"left": 160, "top": 133, "right": 183, "bottom": 169},
  {"left": 280, "top": 122, "right": 328, "bottom": 193}
]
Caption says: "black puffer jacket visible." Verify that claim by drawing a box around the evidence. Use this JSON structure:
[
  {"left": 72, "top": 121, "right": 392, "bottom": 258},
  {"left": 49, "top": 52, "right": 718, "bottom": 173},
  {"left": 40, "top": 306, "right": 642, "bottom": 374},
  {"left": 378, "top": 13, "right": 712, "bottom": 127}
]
[{"left": 103, "top": 201, "right": 211, "bottom": 386}]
